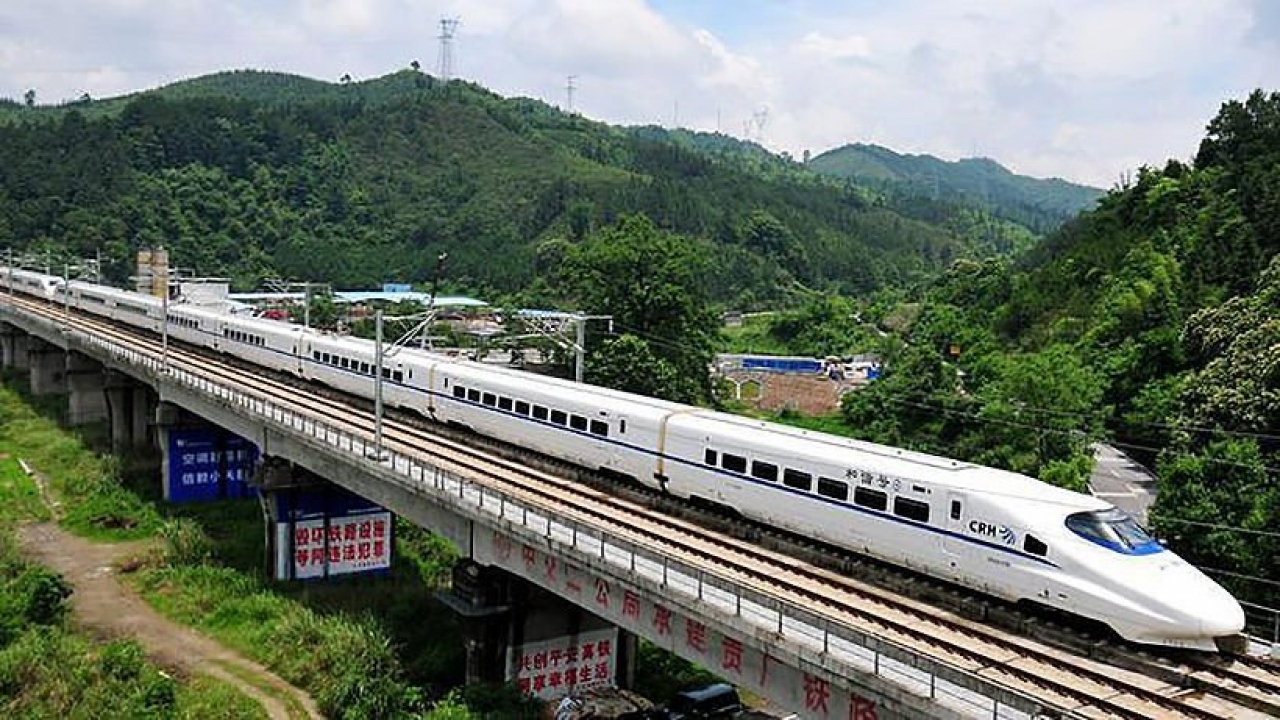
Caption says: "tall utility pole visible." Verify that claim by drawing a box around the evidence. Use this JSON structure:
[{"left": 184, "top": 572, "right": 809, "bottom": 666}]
[
  {"left": 372, "top": 309, "right": 386, "bottom": 460},
  {"left": 424, "top": 252, "right": 448, "bottom": 350},
  {"left": 566, "top": 75, "right": 577, "bottom": 113},
  {"left": 437, "top": 17, "right": 460, "bottom": 82},
  {"left": 62, "top": 263, "right": 71, "bottom": 318},
  {"left": 161, "top": 276, "right": 170, "bottom": 373}
]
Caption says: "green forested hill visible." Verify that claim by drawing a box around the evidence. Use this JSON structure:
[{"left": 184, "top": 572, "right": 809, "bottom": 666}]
[
  {"left": 809, "top": 143, "right": 1104, "bottom": 234},
  {"left": 0, "top": 69, "right": 1053, "bottom": 305}
]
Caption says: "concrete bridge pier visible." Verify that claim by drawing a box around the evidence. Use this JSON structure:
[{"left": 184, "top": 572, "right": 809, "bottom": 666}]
[
  {"left": 10, "top": 333, "right": 30, "bottom": 371},
  {"left": 132, "top": 385, "right": 155, "bottom": 449},
  {"left": 441, "top": 560, "right": 636, "bottom": 698},
  {"left": 154, "top": 401, "right": 182, "bottom": 498},
  {"left": 66, "top": 352, "right": 108, "bottom": 425},
  {"left": 104, "top": 371, "right": 138, "bottom": 449},
  {"left": 29, "top": 340, "right": 65, "bottom": 396},
  {"left": 439, "top": 560, "right": 513, "bottom": 686},
  {"left": 0, "top": 323, "right": 17, "bottom": 368}
]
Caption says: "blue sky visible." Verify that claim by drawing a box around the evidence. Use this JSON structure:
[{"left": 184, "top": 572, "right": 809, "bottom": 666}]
[{"left": 2, "top": 0, "right": 1278, "bottom": 187}]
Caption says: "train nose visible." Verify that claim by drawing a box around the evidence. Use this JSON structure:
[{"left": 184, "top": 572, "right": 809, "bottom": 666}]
[{"left": 1198, "top": 588, "right": 1246, "bottom": 638}]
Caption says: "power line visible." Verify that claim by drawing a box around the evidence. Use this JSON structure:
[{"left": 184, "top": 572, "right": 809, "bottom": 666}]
[
  {"left": 876, "top": 396, "right": 1280, "bottom": 475},
  {"left": 1151, "top": 516, "right": 1280, "bottom": 540},
  {"left": 1199, "top": 566, "right": 1280, "bottom": 589},
  {"left": 1104, "top": 438, "right": 1280, "bottom": 474},
  {"left": 883, "top": 387, "right": 1280, "bottom": 443}
]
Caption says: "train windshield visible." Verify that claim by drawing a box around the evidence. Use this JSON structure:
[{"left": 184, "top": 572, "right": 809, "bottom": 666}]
[{"left": 1065, "top": 508, "right": 1163, "bottom": 555}]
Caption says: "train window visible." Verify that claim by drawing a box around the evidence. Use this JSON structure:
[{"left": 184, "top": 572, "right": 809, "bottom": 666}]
[
  {"left": 1065, "top": 508, "right": 1161, "bottom": 554},
  {"left": 589, "top": 420, "right": 608, "bottom": 437},
  {"left": 751, "top": 461, "right": 778, "bottom": 482},
  {"left": 704, "top": 449, "right": 718, "bottom": 466},
  {"left": 721, "top": 454, "right": 747, "bottom": 474},
  {"left": 1024, "top": 535, "right": 1048, "bottom": 557},
  {"left": 482, "top": 393, "right": 497, "bottom": 406},
  {"left": 854, "top": 487, "right": 888, "bottom": 511},
  {"left": 533, "top": 405, "right": 549, "bottom": 421},
  {"left": 453, "top": 386, "right": 466, "bottom": 399},
  {"left": 950, "top": 500, "right": 962, "bottom": 521},
  {"left": 360, "top": 363, "right": 370, "bottom": 374},
  {"left": 912, "top": 484, "right": 927, "bottom": 493},
  {"left": 515, "top": 400, "right": 530, "bottom": 415},
  {"left": 393, "top": 371, "right": 403, "bottom": 383},
  {"left": 570, "top": 415, "right": 588, "bottom": 431},
  {"left": 619, "top": 419, "right": 626, "bottom": 434},
  {"left": 783, "top": 468, "right": 812, "bottom": 491},
  {"left": 467, "top": 389, "right": 481, "bottom": 402},
  {"left": 894, "top": 497, "right": 931, "bottom": 523},
  {"left": 313, "top": 351, "right": 320, "bottom": 361},
  {"left": 498, "top": 397, "right": 513, "bottom": 411},
  {"left": 817, "top": 477, "right": 848, "bottom": 501},
  {"left": 550, "top": 410, "right": 568, "bottom": 425}
]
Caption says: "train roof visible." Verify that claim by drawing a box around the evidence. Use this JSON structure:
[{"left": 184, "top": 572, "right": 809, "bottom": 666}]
[
  {"left": 676, "top": 409, "right": 1104, "bottom": 510},
  {"left": 438, "top": 354, "right": 692, "bottom": 412}
]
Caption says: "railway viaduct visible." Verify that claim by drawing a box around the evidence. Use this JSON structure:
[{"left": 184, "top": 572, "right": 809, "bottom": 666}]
[{"left": 0, "top": 299, "right": 1067, "bottom": 720}]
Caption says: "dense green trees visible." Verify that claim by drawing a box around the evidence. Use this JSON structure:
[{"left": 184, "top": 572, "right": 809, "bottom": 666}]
[{"left": 556, "top": 215, "right": 719, "bottom": 403}]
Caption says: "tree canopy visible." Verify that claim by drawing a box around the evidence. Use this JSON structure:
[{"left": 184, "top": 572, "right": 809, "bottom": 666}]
[{"left": 556, "top": 215, "right": 719, "bottom": 404}]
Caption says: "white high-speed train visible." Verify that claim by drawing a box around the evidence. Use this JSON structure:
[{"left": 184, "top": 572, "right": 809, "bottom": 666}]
[{"left": 1, "top": 267, "right": 1246, "bottom": 650}]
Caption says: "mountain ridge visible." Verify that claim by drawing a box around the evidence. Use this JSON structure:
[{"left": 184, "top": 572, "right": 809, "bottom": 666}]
[{"left": 809, "top": 142, "right": 1103, "bottom": 233}]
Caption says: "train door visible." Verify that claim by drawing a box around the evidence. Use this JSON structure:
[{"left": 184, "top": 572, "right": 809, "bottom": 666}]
[
  {"left": 941, "top": 491, "right": 969, "bottom": 579},
  {"left": 607, "top": 414, "right": 629, "bottom": 475}
]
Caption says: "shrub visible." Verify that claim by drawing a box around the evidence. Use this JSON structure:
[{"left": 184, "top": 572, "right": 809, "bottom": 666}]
[
  {"left": 135, "top": 668, "right": 177, "bottom": 715},
  {"left": 100, "top": 639, "right": 145, "bottom": 681},
  {"left": 159, "top": 518, "right": 215, "bottom": 567},
  {"left": 14, "top": 567, "right": 72, "bottom": 626}
]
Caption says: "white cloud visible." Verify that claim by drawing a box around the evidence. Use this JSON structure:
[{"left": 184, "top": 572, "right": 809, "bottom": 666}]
[
  {"left": 0, "top": 0, "right": 1276, "bottom": 185},
  {"left": 796, "top": 31, "right": 872, "bottom": 63}
]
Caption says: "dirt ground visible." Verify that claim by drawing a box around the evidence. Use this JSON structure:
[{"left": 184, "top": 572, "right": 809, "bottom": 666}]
[
  {"left": 15, "top": 486, "right": 323, "bottom": 720},
  {"left": 724, "top": 371, "right": 859, "bottom": 415}
]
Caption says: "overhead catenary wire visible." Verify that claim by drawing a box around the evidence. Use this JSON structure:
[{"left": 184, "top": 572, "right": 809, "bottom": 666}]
[{"left": 881, "top": 387, "right": 1280, "bottom": 443}]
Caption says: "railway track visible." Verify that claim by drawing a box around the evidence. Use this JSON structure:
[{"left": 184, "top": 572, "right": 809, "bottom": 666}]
[{"left": 6, "top": 296, "right": 1279, "bottom": 719}]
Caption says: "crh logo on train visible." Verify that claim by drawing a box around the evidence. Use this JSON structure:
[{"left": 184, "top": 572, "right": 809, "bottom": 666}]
[{"left": 969, "top": 520, "right": 1016, "bottom": 545}]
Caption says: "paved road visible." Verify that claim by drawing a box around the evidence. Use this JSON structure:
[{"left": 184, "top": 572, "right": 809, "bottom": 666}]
[{"left": 1088, "top": 443, "right": 1157, "bottom": 525}]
